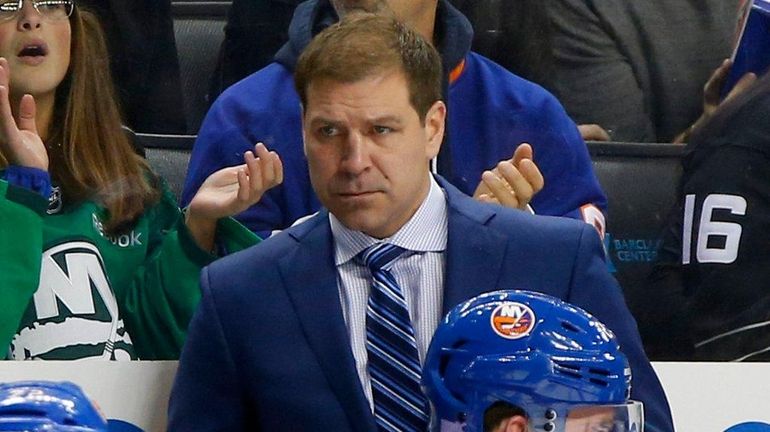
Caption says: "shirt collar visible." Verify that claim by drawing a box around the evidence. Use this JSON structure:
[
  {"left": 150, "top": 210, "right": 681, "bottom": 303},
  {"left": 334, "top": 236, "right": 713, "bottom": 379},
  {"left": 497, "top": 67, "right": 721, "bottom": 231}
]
[{"left": 330, "top": 175, "right": 448, "bottom": 266}]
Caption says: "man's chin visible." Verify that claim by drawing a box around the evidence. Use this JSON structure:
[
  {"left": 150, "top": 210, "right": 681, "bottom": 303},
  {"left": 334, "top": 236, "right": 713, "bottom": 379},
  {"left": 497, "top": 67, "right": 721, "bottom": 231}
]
[
  {"left": 334, "top": 212, "right": 375, "bottom": 231},
  {"left": 333, "top": 212, "right": 391, "bottom": 239}
]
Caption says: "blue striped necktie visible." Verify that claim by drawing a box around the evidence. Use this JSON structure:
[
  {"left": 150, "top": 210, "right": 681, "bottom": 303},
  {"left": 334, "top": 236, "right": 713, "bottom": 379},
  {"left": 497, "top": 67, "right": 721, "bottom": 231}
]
[{"left": 360, "top": 243, "right": 430, "bottom": 432}]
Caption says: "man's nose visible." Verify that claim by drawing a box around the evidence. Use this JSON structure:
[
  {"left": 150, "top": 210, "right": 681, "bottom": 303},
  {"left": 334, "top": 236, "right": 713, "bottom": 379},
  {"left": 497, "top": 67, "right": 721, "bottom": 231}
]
[{"left": 339, "top": 132, "right": 372, "bottom": 175}]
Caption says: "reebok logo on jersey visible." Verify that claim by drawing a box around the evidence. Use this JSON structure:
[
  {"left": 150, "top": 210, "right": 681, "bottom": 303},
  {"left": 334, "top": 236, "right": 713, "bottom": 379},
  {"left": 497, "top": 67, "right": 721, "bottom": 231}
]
[{"left": 92, "top": 214, "right": 142, "bottom": 247}]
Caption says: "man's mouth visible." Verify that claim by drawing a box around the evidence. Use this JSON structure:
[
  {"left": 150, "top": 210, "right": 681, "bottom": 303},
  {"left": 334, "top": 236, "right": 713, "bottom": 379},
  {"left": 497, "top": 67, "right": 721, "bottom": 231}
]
[{"left": 339, "top": 191, "right": 376, "bottom": 197}]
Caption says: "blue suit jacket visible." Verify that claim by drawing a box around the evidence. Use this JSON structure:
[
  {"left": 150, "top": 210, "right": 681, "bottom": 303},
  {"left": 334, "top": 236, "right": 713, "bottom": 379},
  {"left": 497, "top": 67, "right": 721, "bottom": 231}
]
[{"left": 168, "top": 177, "right": 673, "bottom": 431}]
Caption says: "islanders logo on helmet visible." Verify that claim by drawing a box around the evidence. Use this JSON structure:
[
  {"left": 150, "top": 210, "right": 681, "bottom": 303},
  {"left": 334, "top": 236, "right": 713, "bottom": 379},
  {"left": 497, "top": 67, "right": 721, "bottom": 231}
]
[{"left": 490, "top": 301, "right": 536, "bottom": 339}]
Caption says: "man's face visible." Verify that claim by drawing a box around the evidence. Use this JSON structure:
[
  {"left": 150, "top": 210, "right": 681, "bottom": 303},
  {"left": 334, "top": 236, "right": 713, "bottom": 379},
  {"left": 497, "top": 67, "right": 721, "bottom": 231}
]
[
  {"left": 303, "top": 70, "right": 445, "bottom": 238},
  {"left": 565, "top": 406, "right": 619, "bottom": 432}
]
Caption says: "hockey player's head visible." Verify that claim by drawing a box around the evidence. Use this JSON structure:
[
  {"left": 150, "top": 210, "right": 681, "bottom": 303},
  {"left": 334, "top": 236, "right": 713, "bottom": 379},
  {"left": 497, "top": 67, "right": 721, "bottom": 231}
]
[
  {"left": 422, "top": 290, "right": 644, "bottom": 432},
  {"left": 0, "top": 381, "right": 108, "bottom": 431}
]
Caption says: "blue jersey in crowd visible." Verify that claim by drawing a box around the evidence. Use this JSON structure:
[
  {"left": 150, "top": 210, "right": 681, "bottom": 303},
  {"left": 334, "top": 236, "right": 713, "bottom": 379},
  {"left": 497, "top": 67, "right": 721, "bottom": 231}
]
[{"left": 181, "top": 0, "right": 607, "bottom": 238}]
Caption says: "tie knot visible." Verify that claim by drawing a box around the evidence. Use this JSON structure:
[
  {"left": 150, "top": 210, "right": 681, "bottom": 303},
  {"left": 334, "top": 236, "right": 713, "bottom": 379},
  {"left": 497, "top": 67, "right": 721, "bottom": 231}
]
[{"left": 359, "top": 243, "right": 406, "bottom": 273}]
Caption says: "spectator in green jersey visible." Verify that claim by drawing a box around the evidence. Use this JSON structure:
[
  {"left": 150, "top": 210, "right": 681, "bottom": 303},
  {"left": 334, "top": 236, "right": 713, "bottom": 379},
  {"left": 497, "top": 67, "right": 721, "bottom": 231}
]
[{"left": 0, "top": 1, "right": 282, "bottom": 360}]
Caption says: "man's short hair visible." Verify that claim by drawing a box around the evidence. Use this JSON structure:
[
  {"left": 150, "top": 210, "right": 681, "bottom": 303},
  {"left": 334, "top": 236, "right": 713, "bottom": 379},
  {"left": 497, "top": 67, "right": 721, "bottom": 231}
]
[{"left": 294, "top": 13, "right": 443, "bottom": 121}]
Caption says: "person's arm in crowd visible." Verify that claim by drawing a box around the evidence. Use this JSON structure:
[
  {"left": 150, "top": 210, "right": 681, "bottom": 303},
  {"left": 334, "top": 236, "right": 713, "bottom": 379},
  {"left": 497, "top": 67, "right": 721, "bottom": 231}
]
[
  {"left": 185, "top": 143, "right": 282, "bottom": 252},
  {"left": 566, "top": 224, "right": 674, "bottom": 432},
  {"left": 0, "top": 87, "right": 52, "bottom": 349},
  {"left": 181, "top": 84, "right": 295, "bottom": 239},
  {"left": 123, "top": 144, "right": 281, "bottom": 360},
  {"left": 577, "top": 123, "right": 611, "bottom": 141},
  {"left": 0, "top": 178, "right": 45, "bottom": 350},
  {"left": 673, "top": 59, "right": 757, "bottom": 143},
  {"left": 546, "top": 0, "right": 656, "bottom": 142}
]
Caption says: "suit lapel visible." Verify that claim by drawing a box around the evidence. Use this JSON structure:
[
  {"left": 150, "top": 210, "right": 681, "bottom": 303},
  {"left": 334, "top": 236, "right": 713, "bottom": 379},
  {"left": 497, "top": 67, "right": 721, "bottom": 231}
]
[
  {"left": 441, "top": 180, "right": 509, "bottom": 315},
  {"left": 280, "top": 215, "right": 376, "bottom": 432}
]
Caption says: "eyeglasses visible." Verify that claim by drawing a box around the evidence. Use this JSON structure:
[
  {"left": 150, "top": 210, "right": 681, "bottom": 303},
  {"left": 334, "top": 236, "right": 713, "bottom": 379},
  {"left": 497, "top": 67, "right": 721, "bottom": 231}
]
[{"left": 0, "top": 0, "right": 74, "bottom": 22}]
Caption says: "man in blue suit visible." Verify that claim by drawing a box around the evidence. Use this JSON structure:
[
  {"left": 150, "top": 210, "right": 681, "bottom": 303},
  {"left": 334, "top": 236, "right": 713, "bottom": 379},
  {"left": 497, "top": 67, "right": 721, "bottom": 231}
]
[{"left": 168, "top": 14, "right": 673, "bottom": 432}]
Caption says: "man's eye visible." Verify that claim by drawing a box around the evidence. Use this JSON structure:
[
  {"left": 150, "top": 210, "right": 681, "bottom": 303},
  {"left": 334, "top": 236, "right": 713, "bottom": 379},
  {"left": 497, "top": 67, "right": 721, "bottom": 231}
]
[
  {"left": 373, "top": 126, "right": 392, "bottom": 135},
  {"left": 319, "top": 125, "right": 338, "bottom": 136}
]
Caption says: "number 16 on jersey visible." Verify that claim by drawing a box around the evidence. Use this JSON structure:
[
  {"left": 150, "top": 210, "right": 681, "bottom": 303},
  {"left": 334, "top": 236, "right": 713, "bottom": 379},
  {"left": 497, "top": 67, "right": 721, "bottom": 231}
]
[{"left": 682, "top": 193, "right": 747, "bottom": 265}]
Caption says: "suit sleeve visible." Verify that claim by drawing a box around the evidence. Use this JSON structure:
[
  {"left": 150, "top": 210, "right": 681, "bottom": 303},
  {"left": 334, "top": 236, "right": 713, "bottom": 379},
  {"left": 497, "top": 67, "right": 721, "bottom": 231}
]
[
  {"left": 545, "top": 0, "right": 655, "bottom": 142},
  {"left": 167, "top": 266, "right": 248, "bottom": 431},
  {"left": 567, "top": 224, "right": 674, "bottom": 432},
  {"left": 0, "top": 180, "right": 45, "bottom": 350}
]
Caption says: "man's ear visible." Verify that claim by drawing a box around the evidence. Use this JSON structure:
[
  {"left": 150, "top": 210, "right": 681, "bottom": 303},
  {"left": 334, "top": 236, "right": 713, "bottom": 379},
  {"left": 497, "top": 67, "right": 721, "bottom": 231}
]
[
  {"left": 501, "top": 415, "right": 528, "bottom": 432},
  {"left": 300, "top": 104, "right": 308, "bottom": 156},
  {"left": 423, "top": 100, "right": 446, "bottom": 160}
]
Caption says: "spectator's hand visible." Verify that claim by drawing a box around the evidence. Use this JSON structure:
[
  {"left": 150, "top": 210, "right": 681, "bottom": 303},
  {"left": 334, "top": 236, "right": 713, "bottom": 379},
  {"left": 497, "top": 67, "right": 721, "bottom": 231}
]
[
  {"left": 0, "top": 57, "right": 47, "bottom": 170},
  {"left": 703, "top": 59, "right": 757, "bottom": 117},
  {"left": 674, "top": 59, "right": 757, "bottom": 143},
  {"left": 186, "top": 143, "right": 283, "bottom": 251},
  {"left": 578, "top": 124, "right": 611, "bottom": 142},
  {"left": 473, "top": 143, "right": 544, "bottom": 210}
]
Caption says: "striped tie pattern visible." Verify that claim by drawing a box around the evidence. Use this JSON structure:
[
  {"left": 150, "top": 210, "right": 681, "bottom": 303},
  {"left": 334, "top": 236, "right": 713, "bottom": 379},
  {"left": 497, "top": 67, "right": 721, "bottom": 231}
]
[{"left": 361, "top": 243, "right": 430, "bottom": 432}]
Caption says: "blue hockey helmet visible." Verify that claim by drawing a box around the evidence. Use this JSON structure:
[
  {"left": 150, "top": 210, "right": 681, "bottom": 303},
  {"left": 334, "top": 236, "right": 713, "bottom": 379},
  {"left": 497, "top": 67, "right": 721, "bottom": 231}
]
[
  {"left": 0, "top": 381, "right": 108, "bottom": 431},
  {"left": 422, "top": 290, "right": 644, "bottom": 432}
]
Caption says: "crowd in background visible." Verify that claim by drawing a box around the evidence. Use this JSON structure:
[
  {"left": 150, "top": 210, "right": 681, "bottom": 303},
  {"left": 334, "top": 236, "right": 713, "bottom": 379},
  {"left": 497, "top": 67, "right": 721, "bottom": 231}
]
[
  {"left": 129, "top": 0, "right": 744, "bottom": 143},
  {"left": 7, "top": 0, "right": 770, "bottom": 430},
  {"left": 3, "top": 0, "right": 770, "bottom": 364}
]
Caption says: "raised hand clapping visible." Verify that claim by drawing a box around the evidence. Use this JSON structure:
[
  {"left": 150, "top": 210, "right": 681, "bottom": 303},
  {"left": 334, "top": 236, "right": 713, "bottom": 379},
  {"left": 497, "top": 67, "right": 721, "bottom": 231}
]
[
  {"left": 0, "top": 57, "right": 46, "bottom": 171},
  {"left": 185, "top": 142, "right": 283, "bottom": 250}
]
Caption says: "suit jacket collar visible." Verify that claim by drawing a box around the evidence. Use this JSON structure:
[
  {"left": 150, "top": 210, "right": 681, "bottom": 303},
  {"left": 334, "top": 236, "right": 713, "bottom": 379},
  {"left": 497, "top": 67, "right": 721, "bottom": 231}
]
[
  {"left": 281, "top": 175, "right": 509, "bottom": 428},
  {"left": 281, "top": 214, "right": 377, "bottom": 431},
  {"left": 436, "top": 176, "right": 509, "bottom": 314}
]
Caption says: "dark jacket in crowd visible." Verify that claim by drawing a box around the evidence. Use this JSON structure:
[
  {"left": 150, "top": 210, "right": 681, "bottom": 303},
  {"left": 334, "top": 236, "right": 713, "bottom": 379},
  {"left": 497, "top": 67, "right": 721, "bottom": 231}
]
[
  {"left": 652, "top": 73, "right": 770, "bottom": 361},
  {"left": 545, "top": 0, "right": 738, "bottom": 142},
  {"left": 81, "top": 0, "right": 187, "bottom": 134}
]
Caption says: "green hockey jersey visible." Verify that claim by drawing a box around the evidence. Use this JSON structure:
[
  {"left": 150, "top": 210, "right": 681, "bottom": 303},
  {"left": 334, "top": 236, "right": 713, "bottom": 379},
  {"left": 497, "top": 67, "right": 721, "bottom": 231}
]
[{"left": 0, "top": 178, "right": 259, "bottom": 360}]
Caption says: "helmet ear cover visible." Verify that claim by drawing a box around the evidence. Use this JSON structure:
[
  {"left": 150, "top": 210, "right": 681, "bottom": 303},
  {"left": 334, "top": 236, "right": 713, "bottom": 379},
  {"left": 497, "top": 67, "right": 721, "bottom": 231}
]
[{"left": 422, "top": 290, "right": 636, "bottom": 432}]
